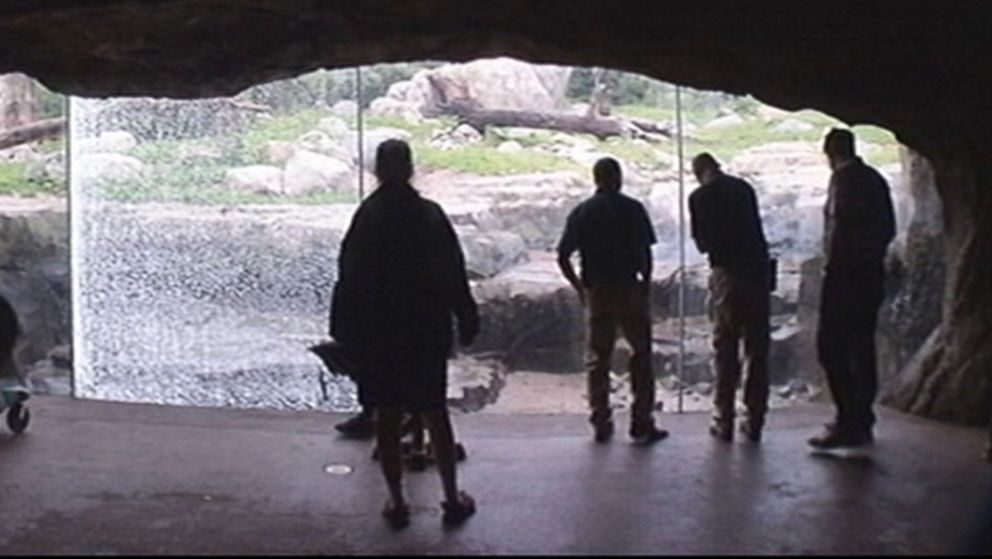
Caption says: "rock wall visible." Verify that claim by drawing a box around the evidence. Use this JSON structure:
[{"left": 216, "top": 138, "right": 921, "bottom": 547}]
[
  {"left": 0, "top": 198, "right": 70, "bottom": 391},
  {"left": 877, "top": 148, "right": 945, "bottom": 392}
]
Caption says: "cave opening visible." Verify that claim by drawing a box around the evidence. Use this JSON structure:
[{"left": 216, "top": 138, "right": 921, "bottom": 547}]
[{"left": 23, "top": 58, "right": 923, "bottom": 420}]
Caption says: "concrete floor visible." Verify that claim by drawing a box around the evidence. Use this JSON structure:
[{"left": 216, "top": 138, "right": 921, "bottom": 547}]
[{"left": 0, "top": 396, "right": 990, "bottom": 555}]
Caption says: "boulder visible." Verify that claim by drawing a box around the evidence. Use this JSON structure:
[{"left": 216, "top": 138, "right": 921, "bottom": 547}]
[
  {"left": 0, "top": 144, "right": 38, "bottom": 163},
  {"left": 368, "top": 97, "right": 422, "bottom": 123},
  {"left": 386, "top": 58, "right": 573, "bottom": 114},
  {"left": 77, "top": 130, "right": 137, "bottom": 154},
  {"left": 223, "top": 165, "right": 283, "bottom": 195},
  {"left": 469, "top": 259, "right": 584, "bottom": 372},
  {"left": 0, "top": 269, "right": 68, "bottom": 367},
  {"left": 282, "top": 150, "right": 353, "bottom": 196},
  {"left": 264, "top": 140, "right": 294, "bottom": 165},
  {"left": 74, "top": 153, "right": 145, "bottom": 185},
  {"left": 428, "top": 123, "right": 483, "bottom": 150},
  {"left": 329, "top": 100, "right": 358, "bottom": 120},
  {"left": 496, "top": 140, "right": 523, "bottom": 153},
  {"left": 315, "top": 115, "right": 350, "bottom": 139},
  {"left": 456, "top": 226, "right": 528, "bottom": 279},
  {"left": 704, "top": 113, "right": 745, "bottom": 128},
  {"left": 294, "top": 130, "right": 352, "bottom": 161}
]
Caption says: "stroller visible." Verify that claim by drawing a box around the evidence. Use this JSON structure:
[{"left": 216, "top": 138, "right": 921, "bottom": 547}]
[
  {"left": 0, "top": 295, "right": 29, "bottom": 435},
  {"left": 309, "top": 340, "right": 466, "bottom": 470}
]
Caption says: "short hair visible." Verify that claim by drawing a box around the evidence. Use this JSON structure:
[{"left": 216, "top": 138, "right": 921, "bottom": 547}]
[
  {"left": 691, "top": 152, "right": 721, "bottom": 175},
  {"left": 593, "top": 157, "right": 622, "bottom": 191},
  {"left": 374, "top": 138, "right": 414, "bottom": 184},
  {"left": 823, "top": 128, "right": 856, "bottom": 157}
]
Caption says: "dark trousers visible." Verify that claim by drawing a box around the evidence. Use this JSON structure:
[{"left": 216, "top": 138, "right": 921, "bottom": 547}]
[
  {"left": 586, "top": 283, "right": 655, "bottom": 434},
  {"left": 709, "top": 264, "right": 771, "bottom": 427},
  {"left": 817, "top": 261, "right": 885, "bottom": 433}
]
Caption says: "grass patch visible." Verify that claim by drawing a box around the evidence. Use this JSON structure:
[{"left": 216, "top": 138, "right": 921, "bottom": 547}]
[
  {"left": 0, "top": 161, "right": 64, "bottom": 197},
  {"left": 364, "top": 114, "right": 451, "bottom": 138},
  {"left": 597, "top": 137, "right": 671, "bottom": 169},
  {"left": 415, "top": 142, "right": 578, "bottom": 175},
  {"left": 241, "top": 108, "right": 338, "bottom": 161}
]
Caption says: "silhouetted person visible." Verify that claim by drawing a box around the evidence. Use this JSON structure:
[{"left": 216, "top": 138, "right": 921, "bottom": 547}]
[
  {"left": 808, "top": 128, "right": 895, "bottom": 449},
  {"left": 689, "top": 153, "right": 772, "bottom": 442},
  {"left": 0, "top": 294, "right": 21, "bottom": 380},
  {"left": 557, "top": 157, "right": 668, "bottom": 445},
  {"left": 333, "top": 139, "right": 479, "bottom": 528}
]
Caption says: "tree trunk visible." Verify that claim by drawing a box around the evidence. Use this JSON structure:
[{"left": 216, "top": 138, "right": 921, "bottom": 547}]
[
  {"left": 0, "top": 73, "right": 38, "bottom": 129},
  {"left": 0, "top": 117, "right": 65, "bottom": 150},
  {"left": 456, "top": 105, "right": 626, "bottom": 139},
  {"left": 886, "top": 145, "right": 992, "bottom": 425}
]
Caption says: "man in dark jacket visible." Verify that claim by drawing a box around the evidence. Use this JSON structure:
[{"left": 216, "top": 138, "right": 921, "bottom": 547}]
[
  {"left": 332, "top": 139, "right": 479, "bottom": 527},
  {"left": 557, "top": 157, "right": 668, "bottom": 445},
  {"left": 809, "top": 128, "right": 895, "bottom": 449},
  {"left": 689, "top": 152, "right": 772, "bottom": 442}
]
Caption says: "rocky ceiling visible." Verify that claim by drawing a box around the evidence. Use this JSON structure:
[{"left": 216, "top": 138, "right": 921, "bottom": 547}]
[
  {"left": 1, "top": 1, "right": 990, "bottom": 147},
  {"left": 0, "top": 0, "right": 990, "bottom": 425}
]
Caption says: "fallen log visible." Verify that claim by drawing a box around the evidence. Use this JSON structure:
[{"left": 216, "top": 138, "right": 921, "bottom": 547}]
[
  {"left": 0, "top": 117, "right": 65, "bottom": 150},
  {"left": 437, "top": 99, "right": 670, "bottom": 140}
]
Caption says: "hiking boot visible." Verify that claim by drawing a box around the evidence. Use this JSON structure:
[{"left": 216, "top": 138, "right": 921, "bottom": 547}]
[
  {"left": 630, "top": 425, "right": 669, "bottom": 446},
  {"left": 593, "top": 420, "right": 615, "bottom": 443},
  {"left": 740, "top": 420, "right": 763, "bottom": 443},
  {"left": 807, "top": 425, "right": 873, "bottom": 449},
  {"left": 335, "top": 412, "right": 375, "bottom": 439},
  {"left": 441, "top": 491, "right": 476, "bottom": 526},
  {"left": 709, "top": 420, "right": 734, "bottom": 442}
]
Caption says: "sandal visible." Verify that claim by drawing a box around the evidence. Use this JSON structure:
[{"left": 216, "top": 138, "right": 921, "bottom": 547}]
[
  {"left": 441, "top": 491, "right": 476, "bottom": 526},
  {"left": 382, "top": 499, "right": 410, "bottom": 530}
]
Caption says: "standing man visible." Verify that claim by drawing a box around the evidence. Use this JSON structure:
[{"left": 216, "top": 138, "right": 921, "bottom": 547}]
[
  {"left": 689, "top": 153, "right": 772, "bottom": 442},
  {"left": 333, "top": 139, "right": 479, "bottom": 527},
  {"left": 809, "top": 128, "right": 895, "bottom": 449},
  {"left": 557, "top": 157, "right": 668, "bottom": 445}
]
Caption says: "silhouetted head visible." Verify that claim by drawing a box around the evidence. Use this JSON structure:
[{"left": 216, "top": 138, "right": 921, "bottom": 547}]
[
  {"left": 374, "top": 138, "right": 414, "bottom": 186},
  {"left": 823, "top": 128, "right": 856, "bottom": 169},
  {"left": 593, "top": 157, "right": 622, "bottom": 193},
  {"left": 691, "top": 152, "right": 722, "bottom": 184}
]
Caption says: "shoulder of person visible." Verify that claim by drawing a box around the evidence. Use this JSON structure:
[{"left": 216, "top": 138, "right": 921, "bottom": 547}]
[
  {"left": 724, "top": 174, "right": 754, "bottom": 190},
  {"left": 417, "top": 196, "right": 454, "bottom": 225},
  {"left": 863, "top": 162, "right": 891, "bottom": 188},
  {"left": 567, "top": 197, "right": 592, "bottom": 217}
]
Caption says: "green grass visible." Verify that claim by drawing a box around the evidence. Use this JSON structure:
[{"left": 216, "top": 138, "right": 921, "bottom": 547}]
[
  {"left": 71, "top": 99, "right": 901, "bottom": 205},
  {"left": 365, "top": 114, "right": 451, "bottom": 138},
  {"left": 414, "top": 142, "right": 578, "bottom": 175},
  {"left": 596, "top": 137, "right": 671, "bottom": 169},
  {"left": 0, "top": 161, "right": 65, "bottom": 197},
  {"left": 614, "top": 103, "right": 726, "bottom": 127},
  {"left": 241, "top": 108, "right": 337, "bottom": 161}
]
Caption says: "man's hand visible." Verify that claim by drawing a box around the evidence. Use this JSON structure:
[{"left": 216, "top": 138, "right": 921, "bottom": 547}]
[{"left": 458, "top": 313, "right": 480, "bottom": 347}]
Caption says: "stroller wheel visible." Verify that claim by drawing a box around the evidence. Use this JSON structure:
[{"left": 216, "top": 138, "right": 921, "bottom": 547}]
[{"left": 6, "top": 403, "right": 29, "bottom": 434}]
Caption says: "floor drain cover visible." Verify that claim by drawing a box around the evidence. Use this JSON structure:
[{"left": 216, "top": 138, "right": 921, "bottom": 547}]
[{"left": 323, "top": 463, "right": 354, "bottom": 475}]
